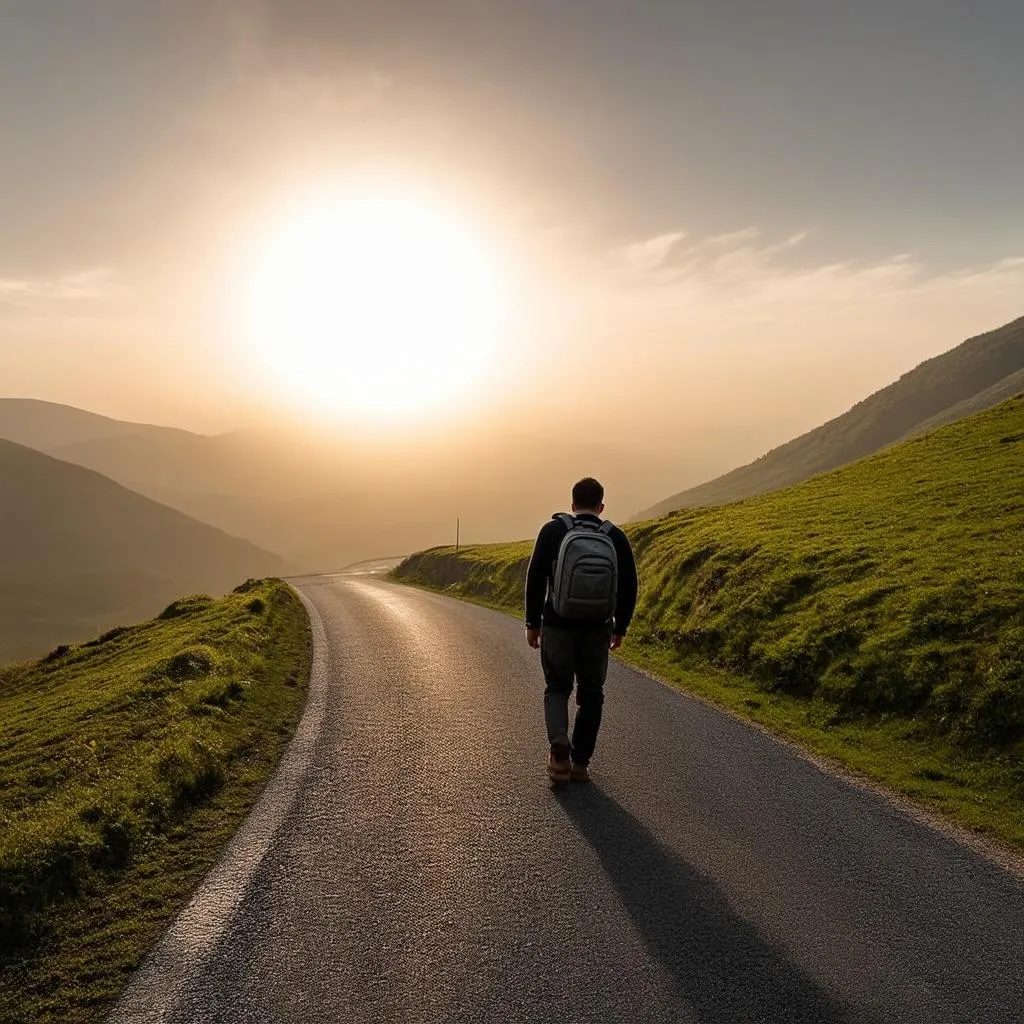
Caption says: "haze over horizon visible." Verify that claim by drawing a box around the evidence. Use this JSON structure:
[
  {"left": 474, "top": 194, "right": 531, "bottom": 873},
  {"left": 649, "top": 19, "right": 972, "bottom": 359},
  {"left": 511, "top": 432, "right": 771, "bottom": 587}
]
[{"left": 2, "top": 0, "right": 1023, "bottom": 481}]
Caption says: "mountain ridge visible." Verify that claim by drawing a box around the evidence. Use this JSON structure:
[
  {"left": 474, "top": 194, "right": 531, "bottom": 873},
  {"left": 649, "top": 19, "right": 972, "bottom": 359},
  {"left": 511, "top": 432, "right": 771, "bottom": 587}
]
[
  {"left": 0, "top": 397, "right": 206, "bottom": 450},
  {"left": 0, "top": 439, "right": 282, "bottom": 660},
  {"left": 635, "top": 314, "right": 1024, "bottom": 519}
]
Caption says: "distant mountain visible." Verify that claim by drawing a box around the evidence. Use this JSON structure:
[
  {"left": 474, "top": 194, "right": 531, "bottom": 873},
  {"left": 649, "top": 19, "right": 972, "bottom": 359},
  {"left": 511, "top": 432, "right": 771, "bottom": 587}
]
[
  {"left": 0, "top": 397, "right": 201, "bottom": 450},
  {"left": 636, "top": 314, "right": 1024, "bottom": 520},
  {"left": 0, "top": 440, "right": 282, "bottom": 661},
  {"left": 2, "top": 400, "right": 696, "bottom": 570},
  {"left": 41, "top": 426, "right": 349, "bottom": 499}
]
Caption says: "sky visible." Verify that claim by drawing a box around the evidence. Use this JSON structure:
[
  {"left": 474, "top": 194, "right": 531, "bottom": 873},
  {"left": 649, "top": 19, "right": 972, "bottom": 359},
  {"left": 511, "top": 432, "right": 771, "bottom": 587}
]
[{"left": 1, "top": 0, "right": 1023, "bottom": 472}]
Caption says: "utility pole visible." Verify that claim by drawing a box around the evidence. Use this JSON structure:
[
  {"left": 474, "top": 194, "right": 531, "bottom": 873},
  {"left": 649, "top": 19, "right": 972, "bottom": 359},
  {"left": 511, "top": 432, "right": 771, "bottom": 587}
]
[{"left": 456, "top": 517, "right": 460, "bottom": 552}]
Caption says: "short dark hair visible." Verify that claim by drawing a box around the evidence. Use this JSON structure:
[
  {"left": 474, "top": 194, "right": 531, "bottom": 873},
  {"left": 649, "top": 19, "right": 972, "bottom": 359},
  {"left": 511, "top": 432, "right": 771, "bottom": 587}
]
[{"left": 572, "top": 477, "right": 604, "bottom": 509}]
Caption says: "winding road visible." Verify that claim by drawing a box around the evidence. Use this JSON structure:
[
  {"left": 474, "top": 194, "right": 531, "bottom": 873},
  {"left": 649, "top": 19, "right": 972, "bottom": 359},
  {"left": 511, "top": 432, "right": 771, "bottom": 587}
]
[{"left": 111, "top": 572, "right": 1024, "bottom": 1023}]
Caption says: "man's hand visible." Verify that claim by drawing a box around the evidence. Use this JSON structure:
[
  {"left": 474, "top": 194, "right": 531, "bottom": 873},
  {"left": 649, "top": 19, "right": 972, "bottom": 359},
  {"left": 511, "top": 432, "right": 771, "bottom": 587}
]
[
  {"left": 609, "top": 634, "right": 624, "bottom": 651},
  {"left": 526, "top": 628, "right": 541, "bottom": 649}
]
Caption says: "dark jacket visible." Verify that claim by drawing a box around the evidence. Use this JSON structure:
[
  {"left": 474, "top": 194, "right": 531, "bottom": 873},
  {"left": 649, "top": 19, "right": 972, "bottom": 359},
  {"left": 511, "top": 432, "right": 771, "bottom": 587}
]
[{"left": 524, "top": 512, "right": 639, "bottom": 633}]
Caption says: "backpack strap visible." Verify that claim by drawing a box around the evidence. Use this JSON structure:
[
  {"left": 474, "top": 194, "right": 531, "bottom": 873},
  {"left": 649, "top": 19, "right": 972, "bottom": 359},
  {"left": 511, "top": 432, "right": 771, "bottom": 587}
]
[
  {"left": 598, "top": 520, "right": 615, "bottom": 536},
  {"left": 555, "top": 513, "right": 576, "bottom": 531}
]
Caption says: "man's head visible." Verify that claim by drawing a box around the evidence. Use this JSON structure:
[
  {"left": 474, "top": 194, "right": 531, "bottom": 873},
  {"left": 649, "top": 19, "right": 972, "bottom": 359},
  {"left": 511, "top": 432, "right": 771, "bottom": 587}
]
[{"left": 571, "top": 477, "right": 606, "bottom": 515}]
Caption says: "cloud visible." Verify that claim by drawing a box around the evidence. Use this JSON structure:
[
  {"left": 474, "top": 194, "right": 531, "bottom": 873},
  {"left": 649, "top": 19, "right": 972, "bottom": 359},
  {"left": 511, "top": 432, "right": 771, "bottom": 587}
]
[
  {"left": 516, "top": 224, "right": 1024, "bottom": 447},
  {"left": 592, "top": 229, "right": 1024, "bottom": 325},
  {"left": 0, "top": 268, "right": 123, "bottom": 312},
  {"left": 619, "top": 232, "right": 686, "bottom": 276}
]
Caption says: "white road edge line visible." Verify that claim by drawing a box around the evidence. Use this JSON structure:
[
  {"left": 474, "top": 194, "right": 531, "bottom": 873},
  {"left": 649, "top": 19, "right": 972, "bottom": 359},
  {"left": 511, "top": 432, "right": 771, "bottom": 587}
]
[{"left": 108, "top": 585, "right": 331, "bottom": 1023}]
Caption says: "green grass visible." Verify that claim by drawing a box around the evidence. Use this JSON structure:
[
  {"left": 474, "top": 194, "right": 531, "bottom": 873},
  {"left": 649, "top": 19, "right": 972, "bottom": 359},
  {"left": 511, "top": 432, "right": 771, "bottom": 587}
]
[
  {"left": 396, "top": 396, "right": 1024, "bottom": 849},
  {"left": 0, "top": 579, "right": 310, "bottom": 1024}
]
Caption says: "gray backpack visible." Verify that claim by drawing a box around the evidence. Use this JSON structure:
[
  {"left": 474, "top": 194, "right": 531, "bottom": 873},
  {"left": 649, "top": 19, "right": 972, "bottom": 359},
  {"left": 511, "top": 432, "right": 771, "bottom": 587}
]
[{"left": 550, "top": 513, "right": 619, "bottom": 622}]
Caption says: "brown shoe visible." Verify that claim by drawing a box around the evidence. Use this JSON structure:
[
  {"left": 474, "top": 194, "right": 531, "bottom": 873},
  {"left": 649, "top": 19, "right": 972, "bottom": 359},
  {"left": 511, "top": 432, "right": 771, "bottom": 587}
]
[
  {"left": 570, "top": 762, "right": 591, "bottom": 783},
  {"left": 547, "top": 742, "right": 571, "bottom": 784}
]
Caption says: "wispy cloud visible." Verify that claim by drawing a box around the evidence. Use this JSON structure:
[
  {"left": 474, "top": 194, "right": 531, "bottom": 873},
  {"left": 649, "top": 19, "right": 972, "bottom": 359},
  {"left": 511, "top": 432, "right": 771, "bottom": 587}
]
[
  {"left": 619, "top": 232, "right": 686, "bottom": 276},
  {"left": 518, "top": 225, "right": 1024, "bottom": 446},
  {"left": 0, "top": 268, "right": 123, "bottom": 311},
  {"left": 592, "top": 228, "right": 1024, "bottom": 324}
]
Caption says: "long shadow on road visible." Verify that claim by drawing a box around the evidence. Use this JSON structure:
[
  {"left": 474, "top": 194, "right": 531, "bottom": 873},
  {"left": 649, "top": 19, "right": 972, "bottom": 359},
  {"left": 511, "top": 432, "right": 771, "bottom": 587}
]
[{"left": 555, "top": 784, "right": 848, "bottom": 1024}]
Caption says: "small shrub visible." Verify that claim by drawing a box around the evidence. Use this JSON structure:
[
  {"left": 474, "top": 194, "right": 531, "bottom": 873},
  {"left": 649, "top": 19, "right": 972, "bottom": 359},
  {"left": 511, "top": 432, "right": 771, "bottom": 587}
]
[
  {"left": 232, "top": 579, "right": 264, "bottom": 595},
  {"left": 194, "top": 679, "right": 246, "bottom": 710},
  {"left": 246, "top": 597, "right": 266, "bottom": 615},
  {"left": 158, "top": 595, "right": 214, "bottom": 620},
  {"left": 84, "top": 626, "right": 132, "bottom": 648},
  {"left": 41, "top": 644, "right": 72, "bottom": 664},
  {"left": 165, "top": 646, "right": 217, "bottom": 681},
  {"left": 94, "top": 813, "right": 143, "bottom": 870},
  {"left": 153, "top": 737, "right": 226, "bottom": 815}
]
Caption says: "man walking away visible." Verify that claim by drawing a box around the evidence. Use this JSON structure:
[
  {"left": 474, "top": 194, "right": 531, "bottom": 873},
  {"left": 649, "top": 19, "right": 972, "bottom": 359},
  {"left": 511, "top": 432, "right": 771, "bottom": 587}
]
[{"left": 525, "top": 477, "right": 639, "bottom": 784}]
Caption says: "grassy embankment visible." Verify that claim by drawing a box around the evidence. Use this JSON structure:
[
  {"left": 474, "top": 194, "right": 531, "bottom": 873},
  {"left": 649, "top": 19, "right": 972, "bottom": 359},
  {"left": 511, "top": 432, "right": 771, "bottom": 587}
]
[
  {"left": 0, "top": 579, "right": 310, "bottom": 1024},
  {"left": 397, "top": 397, "right": 1024, "bottom": 849}
]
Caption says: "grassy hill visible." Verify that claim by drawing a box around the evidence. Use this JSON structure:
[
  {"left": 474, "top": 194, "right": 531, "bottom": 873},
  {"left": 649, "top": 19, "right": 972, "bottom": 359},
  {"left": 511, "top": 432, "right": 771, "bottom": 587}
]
[
  {"left": 637, "top": 313, "right": 1024, "bottom": 519},
  {"left": 0, "top": 440, "right": 282, "bottom": 661},
  {"left": 0, "top": 579, "right": 309, "bottom": 1024},
  {"left": 397, "top": 396, "right": 1024, "bottom": 847}
]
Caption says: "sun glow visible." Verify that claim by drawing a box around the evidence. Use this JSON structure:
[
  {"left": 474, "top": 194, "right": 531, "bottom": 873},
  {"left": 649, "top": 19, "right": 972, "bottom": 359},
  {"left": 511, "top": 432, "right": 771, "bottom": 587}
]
[{"left": 237, "top": 187, "right": 511, "bottom": 423}]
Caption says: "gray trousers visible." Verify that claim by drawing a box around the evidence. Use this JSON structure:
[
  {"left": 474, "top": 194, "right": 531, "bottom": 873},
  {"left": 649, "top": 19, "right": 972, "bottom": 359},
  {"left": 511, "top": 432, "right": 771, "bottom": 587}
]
[{"left": 540, "top": 626, "right": 611, "bottom": 765}]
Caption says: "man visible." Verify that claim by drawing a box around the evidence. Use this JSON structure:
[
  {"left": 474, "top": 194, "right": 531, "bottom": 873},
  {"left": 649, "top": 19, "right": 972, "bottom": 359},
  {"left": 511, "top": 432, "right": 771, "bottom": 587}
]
[{"left": 525, "top": 477, "right": 639, "bottom": 783}]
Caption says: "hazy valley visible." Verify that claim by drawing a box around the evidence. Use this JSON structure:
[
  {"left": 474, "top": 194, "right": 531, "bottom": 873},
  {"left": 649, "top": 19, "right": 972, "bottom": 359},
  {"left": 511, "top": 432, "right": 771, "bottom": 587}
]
[{"left": 2, "top": 313, "right": 1023, "bottom": 664}]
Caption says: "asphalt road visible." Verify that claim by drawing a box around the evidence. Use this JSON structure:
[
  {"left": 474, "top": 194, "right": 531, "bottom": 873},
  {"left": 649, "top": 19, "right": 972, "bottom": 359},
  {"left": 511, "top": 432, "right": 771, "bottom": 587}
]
[{"left": 112, "top": 574, "right": 1024, "bottom": 1023}]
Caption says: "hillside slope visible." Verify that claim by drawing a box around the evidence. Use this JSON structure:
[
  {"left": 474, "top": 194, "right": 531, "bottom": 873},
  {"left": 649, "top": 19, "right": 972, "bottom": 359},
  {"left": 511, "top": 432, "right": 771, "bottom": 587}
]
[
  {"left": 0, "top": 580, "right": 309, "bottom": 1024},
  {"left": 637, "top": 314, "right": 1024, "bottom": 518},
  {"left": 0, "top": 440, "right": 282, "bottom": 660},
  {"left": 901, "top": 365, "right": 1024, "bottom": 440},
  {"left": 399, "top": 396, "right": 1024, "bottom": 750}
]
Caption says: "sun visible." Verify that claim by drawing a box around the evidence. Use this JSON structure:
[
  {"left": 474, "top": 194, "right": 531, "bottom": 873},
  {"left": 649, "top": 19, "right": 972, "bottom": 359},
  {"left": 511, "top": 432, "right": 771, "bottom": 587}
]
[{"left": 237, "top": 186, "right": 511, "bottom": 423}]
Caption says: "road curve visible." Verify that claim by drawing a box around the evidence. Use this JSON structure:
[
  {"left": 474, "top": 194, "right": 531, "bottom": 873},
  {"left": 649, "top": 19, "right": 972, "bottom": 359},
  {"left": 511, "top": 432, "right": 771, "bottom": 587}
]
[{"left": 112, "top": 574, "right": 1024, "bottom": 1024}]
